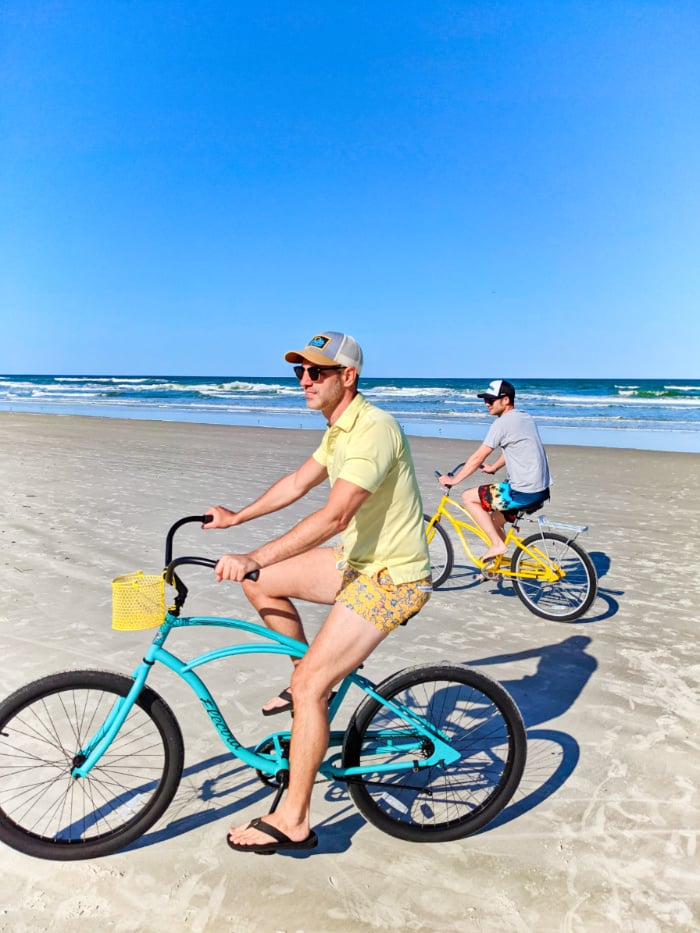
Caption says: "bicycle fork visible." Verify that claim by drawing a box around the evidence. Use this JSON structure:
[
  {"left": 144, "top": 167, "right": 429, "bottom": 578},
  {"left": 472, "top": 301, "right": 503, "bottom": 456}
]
[{"left": 70, "top": 661, "right": 153, "bottom": 779}]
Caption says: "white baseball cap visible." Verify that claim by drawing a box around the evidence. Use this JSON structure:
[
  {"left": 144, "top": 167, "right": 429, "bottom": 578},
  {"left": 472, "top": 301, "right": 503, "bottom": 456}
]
[{"left": 285, "top": 331, "right": 363, "bottom": 375}]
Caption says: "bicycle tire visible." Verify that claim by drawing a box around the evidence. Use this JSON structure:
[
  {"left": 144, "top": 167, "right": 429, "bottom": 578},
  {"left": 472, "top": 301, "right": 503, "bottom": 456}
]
[
  {"left": 0, "top": 669, "right": 184, "bottom": 860},
  {"left": 342, "top": 664, "right": 526, "bottom": 842},
  {"left": 511, "top": 532, "right": 598, "bottom": 622},
  {"left": 423, "top": 514, "right": 453, "bottom": 588}
]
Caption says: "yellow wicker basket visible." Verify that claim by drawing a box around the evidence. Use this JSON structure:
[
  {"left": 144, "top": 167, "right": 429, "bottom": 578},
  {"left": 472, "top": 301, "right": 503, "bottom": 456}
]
[{"left": 112, "top": 571, "right": 167, "bottom": 631}]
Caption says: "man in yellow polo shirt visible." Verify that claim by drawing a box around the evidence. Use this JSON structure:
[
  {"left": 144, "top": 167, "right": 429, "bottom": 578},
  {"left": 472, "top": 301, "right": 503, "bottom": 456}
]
[{"left": 204, "top": 331, "right": 431, "bottom": 855}]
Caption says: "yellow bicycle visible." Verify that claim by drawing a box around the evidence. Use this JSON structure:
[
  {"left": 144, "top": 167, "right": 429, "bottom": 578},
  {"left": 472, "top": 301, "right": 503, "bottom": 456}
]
[{"left": 424, "top": 468, "right": 597, "bottom": 622}]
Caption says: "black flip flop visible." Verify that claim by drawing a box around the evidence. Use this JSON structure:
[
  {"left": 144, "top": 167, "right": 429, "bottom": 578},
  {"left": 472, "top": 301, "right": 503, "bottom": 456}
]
[
  {"left": 261, "top": 688, "right": 293, "bottom": 717},
  {"left": 227, "top": 817, "right": 318, "bottom": 855}
]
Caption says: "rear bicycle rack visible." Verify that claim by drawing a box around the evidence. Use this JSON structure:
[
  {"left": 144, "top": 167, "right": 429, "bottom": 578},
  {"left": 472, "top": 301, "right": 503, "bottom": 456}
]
[{"left": 536, "top": 515, "right": 588, "bottom": 540}]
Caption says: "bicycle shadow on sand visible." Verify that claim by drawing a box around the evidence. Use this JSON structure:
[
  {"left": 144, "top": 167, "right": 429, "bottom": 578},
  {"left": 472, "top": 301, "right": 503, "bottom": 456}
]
[
  {"left": 439, "top": 549, "right": 620, "bottom": 622},
  {"left": 129, "top": 635, "right": 596, "bottom": 856},
  {"left": 127, "top": 749, "right": 367, "bottom": 857},
  {"left": 470, "top": 634, "right": 597, "bottom": 830}
]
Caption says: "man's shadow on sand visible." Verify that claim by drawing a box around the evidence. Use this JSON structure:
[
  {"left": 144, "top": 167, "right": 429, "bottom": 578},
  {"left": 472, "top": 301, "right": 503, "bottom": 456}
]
[
  {"left": 129, "top": 634, "right": 597, "bottom": 857},
  {"left": 443, "top": 550, "right": 620, "bottom": 621}
]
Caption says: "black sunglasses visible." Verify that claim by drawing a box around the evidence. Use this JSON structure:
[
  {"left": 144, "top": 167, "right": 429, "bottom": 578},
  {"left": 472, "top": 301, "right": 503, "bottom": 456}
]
[{"left": 293, "top": 365, "right": 344, "bottom": 382}]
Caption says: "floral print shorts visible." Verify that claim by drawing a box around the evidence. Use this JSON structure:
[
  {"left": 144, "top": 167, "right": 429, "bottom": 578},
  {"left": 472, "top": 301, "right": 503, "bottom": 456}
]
[{"left": 333, "top": 547, "right": 432, "bottom": 633}]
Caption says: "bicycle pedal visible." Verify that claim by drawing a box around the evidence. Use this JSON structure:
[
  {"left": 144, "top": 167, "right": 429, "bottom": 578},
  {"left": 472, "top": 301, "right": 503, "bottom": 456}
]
[{"left": 478, "top": 557, "right": 502, "bottom": 581}]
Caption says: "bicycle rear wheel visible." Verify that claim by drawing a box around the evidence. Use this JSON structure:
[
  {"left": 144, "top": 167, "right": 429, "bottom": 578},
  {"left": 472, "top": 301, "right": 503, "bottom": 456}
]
[
  {"left": 511, "top": 532, "right": 597, "bottom": 621},
  {"left": 423, "top": 514, "right": 453, "bottom": 588},
  {"left": 0, "top": 670, "right": 184, "bottom": 860},
  {"left": 342, "top": 664, "right": 526, "bottom": 842}
]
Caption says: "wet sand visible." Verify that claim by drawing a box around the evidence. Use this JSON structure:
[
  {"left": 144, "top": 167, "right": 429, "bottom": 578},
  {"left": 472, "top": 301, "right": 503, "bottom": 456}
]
[{"left": 0, "top": 412, "right": 698, "bottom": 932}]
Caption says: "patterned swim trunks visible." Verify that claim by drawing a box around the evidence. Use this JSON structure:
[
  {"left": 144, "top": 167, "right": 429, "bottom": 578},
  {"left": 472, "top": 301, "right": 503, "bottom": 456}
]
[
  {"left": 478, "top": 483, "right": 549, "bottom": 522},
  {"left": 333, "top": 548, "right": 432, "bottom": 634}
]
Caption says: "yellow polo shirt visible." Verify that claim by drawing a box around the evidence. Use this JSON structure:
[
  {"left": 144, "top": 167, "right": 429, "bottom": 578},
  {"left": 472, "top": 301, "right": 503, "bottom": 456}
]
[{"left": 312, "top": 393, "right": 430, "bottom": 583}]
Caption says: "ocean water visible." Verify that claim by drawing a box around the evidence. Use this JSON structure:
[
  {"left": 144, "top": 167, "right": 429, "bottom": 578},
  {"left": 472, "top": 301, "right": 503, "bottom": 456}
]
[{"left": 1, "top": 374, "right": 699, "bottom": 453}]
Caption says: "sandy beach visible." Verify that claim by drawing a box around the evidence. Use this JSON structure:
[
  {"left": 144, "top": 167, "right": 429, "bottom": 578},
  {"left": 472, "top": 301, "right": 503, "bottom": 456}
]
[{"left": 0, "top": 412, "right": 698, "bottom": 933}]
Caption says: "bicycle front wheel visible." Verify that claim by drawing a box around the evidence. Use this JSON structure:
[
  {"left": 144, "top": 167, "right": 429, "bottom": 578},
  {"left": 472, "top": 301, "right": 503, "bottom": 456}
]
[
  {"left": 0, "top": 670, "right": 184, "bottom": 860},
  {"left": 342, "top": 664, "right": 526, "bottom": 843},
  {"left": 511, "top": 532, "right": 597, "bottom": 621},
  {"left": 423, "top": 514, "right": 453, "bottom": 588}
]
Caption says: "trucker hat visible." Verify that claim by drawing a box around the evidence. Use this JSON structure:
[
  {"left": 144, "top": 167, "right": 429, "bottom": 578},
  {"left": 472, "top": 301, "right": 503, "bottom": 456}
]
[
  {"left": 284, "top": 331, "right": 363, "bottom": 375},
  {"left": 476, "top": 379, "right": 515, "bottom": 402}
]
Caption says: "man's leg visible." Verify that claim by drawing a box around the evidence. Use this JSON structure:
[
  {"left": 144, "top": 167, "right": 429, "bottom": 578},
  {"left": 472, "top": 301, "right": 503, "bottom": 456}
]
[
  {"left": 228, "top": 598, "right": 388, "bottom": 848},
  {"left": 242, "top": 546, "right": 341, "bottom": 641},
  {"left": 462, "top": 486, "right": 507, "bottom": 559},
  {"left": 242, "top": 547, "right": 341, "bottom": 712},
  {"left": 491, "top": 508, "right": 506, "bottom": 542}
]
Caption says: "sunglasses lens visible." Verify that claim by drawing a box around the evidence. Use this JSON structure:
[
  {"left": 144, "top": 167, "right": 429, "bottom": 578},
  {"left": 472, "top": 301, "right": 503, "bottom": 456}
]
[{"left": 294, "top": 365, "right": 322, "bottom": 381}]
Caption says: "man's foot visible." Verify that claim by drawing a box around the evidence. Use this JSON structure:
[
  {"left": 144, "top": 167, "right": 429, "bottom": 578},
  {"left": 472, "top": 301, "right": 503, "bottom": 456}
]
[
  {"left": 481, "top": 543, "right": 508, "bottom": 561},
  {"left": 227, "top": 816, "right": 318, "bottom": 855}
]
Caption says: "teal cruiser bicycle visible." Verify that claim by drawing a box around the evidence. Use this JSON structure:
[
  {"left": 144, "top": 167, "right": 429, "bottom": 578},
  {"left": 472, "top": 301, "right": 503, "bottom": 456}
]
[{"left": 0, "top": 516, "right": 527, "bottom": 860}]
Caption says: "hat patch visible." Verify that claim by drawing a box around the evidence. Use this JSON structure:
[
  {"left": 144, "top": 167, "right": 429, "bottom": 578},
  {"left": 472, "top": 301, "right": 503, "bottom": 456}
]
[{"left": 308, "top": 335, "right": 331, "bottom": 350}]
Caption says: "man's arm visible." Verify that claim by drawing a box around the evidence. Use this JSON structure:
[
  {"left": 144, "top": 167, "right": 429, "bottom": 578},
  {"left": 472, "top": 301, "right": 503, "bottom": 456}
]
[
  {"left": 439, "top": 443, "right": 494, "bottom": 487},
  {"left": 213, "top": 477, "right": 371, "bottom": 582},
  {"left": 204, "top": 456, "right": 328, "bottom": 529},
  {"left": 481, "top": 453, "right": 506, "bottom": 475}
]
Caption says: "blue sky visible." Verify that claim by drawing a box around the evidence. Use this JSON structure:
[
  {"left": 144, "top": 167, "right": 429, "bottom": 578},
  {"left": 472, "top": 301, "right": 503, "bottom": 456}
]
[{"left": 2, "top": 1, "right": 699, "bottom": 378}]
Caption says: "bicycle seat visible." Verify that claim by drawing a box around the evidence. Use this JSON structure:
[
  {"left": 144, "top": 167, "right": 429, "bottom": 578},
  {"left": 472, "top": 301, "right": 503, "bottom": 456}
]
[
  {"left": 515, "top": 490, "right": 550, "bottom": 517},
  {"left": 505, "top": 489, "right": 550, "bottom": 523}
]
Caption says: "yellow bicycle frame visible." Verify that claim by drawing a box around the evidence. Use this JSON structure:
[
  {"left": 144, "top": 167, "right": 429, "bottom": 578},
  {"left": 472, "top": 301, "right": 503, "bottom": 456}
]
[{"left": 426, "top": 494, "right": 563, "bottom": 583}]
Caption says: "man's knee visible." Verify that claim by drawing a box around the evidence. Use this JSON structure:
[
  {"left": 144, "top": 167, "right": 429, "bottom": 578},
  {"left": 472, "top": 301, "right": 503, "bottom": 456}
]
[
  {"left": 241, "top": 575, "right": 267, "bottom": 605},
  {"left": 290, "top": 662, "right": 331, "bottom": 704},
  {"left": 462, "top": 487, "right": 481, "bottom": 508}
]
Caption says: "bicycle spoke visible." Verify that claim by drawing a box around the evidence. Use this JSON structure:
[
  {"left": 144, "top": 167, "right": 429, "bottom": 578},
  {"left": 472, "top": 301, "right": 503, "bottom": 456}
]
[
  {"left": 0, "top": 672, "right": 183, "bottom": 857},
  {"left": 512, "top": 533, "right": 596, "bottom": 621},
  {"left": 343, "top": 666, "right": 525, "bottom": 841}
]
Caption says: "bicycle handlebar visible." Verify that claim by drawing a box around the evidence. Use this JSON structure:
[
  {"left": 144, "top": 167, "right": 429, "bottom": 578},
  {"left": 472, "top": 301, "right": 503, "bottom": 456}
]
[
  {"left": 434, "top": 464, "right": 465, "bottom": 488},
  {"left": 165, "top": 514, "right": 213, "bottom": 566},
  {"left": 161, "top": 514, "right": 262, "bottom": 615},
  {"left": 165, "top": 515, "right": 260, "bottom": 582},
  {"left": 165, "top": 555, "right": 260, "bottom": 583}
]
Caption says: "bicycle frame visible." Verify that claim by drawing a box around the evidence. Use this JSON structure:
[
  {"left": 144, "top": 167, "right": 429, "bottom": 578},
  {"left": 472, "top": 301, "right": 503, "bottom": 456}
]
[
  {"left": 72, "top": 612, "right": 460, "bottom": 783},
  {"left": 427, "top": 492, "right": 586, "bottom": 583},
  {"left": 0, "top": 510, "right": 531, "bottom": 859}
]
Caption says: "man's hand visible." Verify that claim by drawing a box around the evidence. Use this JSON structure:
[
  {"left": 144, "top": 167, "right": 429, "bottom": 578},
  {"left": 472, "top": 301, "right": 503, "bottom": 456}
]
[
  {"left": 438, "top": 474, "right": 455, "bottom": 487},
  {"left": 203, "top": 506, "right": 239, "bottom": 529},
  {"left": 214, "top": 553, "right": 261, "bottom": 583}
]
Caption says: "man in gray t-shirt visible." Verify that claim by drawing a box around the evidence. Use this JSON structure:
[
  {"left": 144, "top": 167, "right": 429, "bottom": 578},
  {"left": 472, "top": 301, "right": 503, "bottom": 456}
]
[{"left": 438, "top": 379, "right": 550, "bottom": 560}]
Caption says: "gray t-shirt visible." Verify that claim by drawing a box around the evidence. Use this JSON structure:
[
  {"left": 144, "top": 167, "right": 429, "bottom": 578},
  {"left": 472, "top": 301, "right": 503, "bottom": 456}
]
[{"left": 484, "top": 409, "right": 550, "bottom": 493}]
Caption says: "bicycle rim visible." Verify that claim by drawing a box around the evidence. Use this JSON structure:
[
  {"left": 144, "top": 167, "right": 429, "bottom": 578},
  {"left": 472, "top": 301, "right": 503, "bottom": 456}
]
[
  {"left": 512, "top": 532, "right": 597, "bottom": 621},
  {"left": 423, "top": 514, "right": 453, "bottom": 588},
  {"left": 342, "top": 665, "right": 526, "bottom": 842},
  {"left": 0, "top": 670, "right": 184, "bottom": 860}
]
